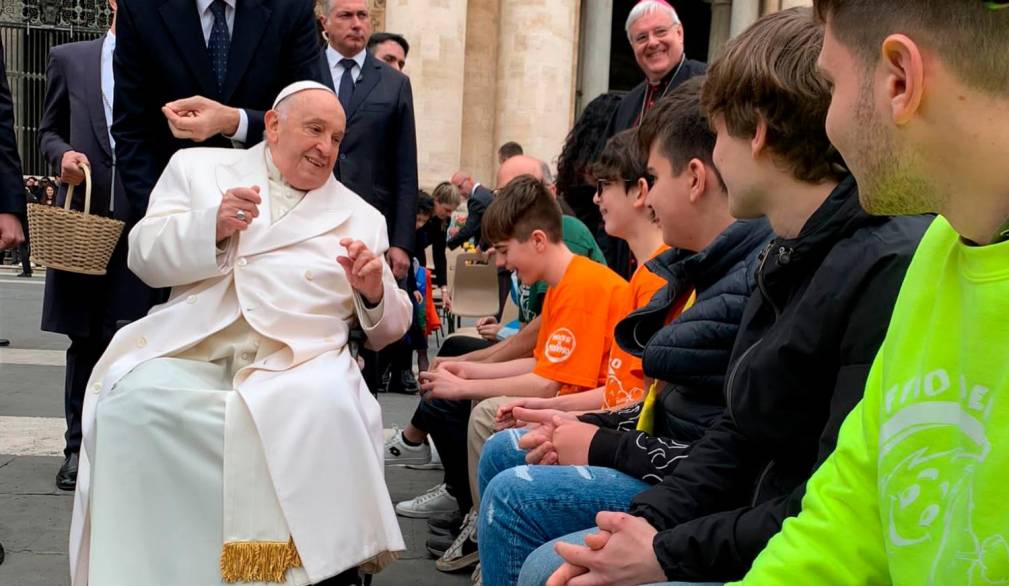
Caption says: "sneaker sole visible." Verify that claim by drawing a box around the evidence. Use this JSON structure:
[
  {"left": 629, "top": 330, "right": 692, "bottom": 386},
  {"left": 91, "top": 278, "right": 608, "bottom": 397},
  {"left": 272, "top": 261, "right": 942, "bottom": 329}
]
[
  {"left": 436, "top": 550, "right": 480, "bottom": 573},
  {"left": 426, "top": 544, "right": 449, "bottom": 558},
  {"left": 404, "top": 462, "right": 444, "bottom": 470},
  {"left": 427, "top": 526, "right": 456, "bottom": 538},
  {"left": 386, "top": 459, "right": 433, "bottom": 467},
  {"left": 395, "top": 506, "right": 459, "bottom": 519}
]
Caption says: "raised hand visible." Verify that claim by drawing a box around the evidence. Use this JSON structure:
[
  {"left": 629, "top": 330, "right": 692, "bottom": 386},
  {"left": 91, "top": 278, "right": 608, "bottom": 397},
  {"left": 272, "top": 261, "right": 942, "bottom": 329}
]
[
  {"left": 337, "top": 238, "right": 385, "bottom": 305},
  {"left": 215, "top": 186, "right": 261, "bottom": 243}
]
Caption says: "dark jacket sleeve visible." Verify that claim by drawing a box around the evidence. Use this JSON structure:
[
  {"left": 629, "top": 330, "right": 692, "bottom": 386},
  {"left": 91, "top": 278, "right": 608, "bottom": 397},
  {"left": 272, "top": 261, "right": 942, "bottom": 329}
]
[
  {"left": 0, "top": 39, "right": 25, "bottom": 217},
  {"left": 38, "top": 49, "right": 74, "bottom": 170},
  {"left": 388, "top": 77, "right": 419, "bottom": 253},
  {"left": 589, "top": 428, "right": 693, "bottom": 484},
  {"left": 244, "top": 0, "right": 324, "bottom": 143},
  {"left": 112, "top": 0, "right": 159, "bottom": 223},
  {"left": 430, "top": 219, "right": 448, "bottom": 287},
  {"left": 447, "top": 192, "right": 487, "bottom": 250}
]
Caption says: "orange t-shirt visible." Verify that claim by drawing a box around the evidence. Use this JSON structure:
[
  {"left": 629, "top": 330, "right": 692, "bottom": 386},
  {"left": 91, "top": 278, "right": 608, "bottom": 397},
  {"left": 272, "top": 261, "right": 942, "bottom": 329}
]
[
  {"left": 602, "top": 245, "right": 674, "bottom": 409},
  {"left": 533, "top": 255, "right": 630, "bottom": 395}
]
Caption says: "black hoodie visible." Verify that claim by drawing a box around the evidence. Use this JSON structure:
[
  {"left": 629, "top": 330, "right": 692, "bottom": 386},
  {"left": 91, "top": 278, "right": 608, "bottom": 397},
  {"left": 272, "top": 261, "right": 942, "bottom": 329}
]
[
  {"left": 629, "top": 176, "right": 932, "bottom": 582},
  {"left": 579, "top": 219, "right": 773, "bottom": 482}
]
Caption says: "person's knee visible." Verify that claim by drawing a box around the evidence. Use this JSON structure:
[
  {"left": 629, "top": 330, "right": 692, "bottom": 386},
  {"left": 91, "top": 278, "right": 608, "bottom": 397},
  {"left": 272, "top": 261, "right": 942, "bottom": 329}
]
[{"left": 517, "top": 537, "right": 568, "bottom": 586}]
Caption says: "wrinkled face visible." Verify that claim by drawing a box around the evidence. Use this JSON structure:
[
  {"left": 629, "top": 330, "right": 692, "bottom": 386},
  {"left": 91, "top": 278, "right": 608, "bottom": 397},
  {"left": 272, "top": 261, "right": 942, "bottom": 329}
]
[
  {"left": 712, "top": 117, "right": 766, "bottom": 220},
  {"left": 324, "top": 0, "right": 371, "bottom": 56},
  {"left": 593, "top": 178, "right": 641, "bottom": 239},
  {"left": 645, "top": 143, "right": 694, "bottom": 248},
  {"left": 373, "top": 40, "right": 406, "bottom": 72},
  {"left": 628, "top": 11, "right": 684, "bottom": 83},
  {"left": 434, "top": 201, "right": 457, "bottom": 220},
  {"left": 819, "top": 23, "right": 935, "bottom": 216},
  {"left": 492, "top": 235, "right": 544, "bottom": 285},
  {"left": 265, "top": 90, "right": 345, "bottom": 191}
]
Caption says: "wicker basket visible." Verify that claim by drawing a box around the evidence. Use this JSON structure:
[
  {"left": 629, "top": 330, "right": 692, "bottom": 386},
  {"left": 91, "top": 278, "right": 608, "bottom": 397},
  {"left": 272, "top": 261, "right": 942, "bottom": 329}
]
[{"left": 27, "top": 164, "right": 124, "bottom": 276}]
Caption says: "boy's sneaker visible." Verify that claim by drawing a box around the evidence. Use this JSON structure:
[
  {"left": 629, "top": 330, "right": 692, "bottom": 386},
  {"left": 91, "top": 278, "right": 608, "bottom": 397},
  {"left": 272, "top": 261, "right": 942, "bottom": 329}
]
[
  {"left": 470, "top": 562, "right": 482, "bottom": 586},
  {"left": 427, "top": 508, "right": 464, "bottom": 537},
  {"left": 436, "top": 510, "right": 480, "bottom": 573},
  {"left": 406, "top": 439, "right": 443, "bottom": 470},
  {"left": 383, "top": 428, "right": 431, "bottom": 466},
  {"left": 395, "top": 483, "right": 458, "bottom": 518}
]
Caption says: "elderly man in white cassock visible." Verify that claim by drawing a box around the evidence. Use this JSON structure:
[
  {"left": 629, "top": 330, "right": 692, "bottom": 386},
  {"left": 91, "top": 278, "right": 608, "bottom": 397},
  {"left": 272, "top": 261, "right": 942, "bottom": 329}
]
[{"left": 68, "top": 81, "right": 411, "bottom": 586}]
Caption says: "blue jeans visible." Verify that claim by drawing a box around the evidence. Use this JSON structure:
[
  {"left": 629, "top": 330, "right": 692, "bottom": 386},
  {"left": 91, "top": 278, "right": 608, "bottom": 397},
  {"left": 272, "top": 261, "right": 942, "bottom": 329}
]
[
  {"left": 477, "top": 430, "right": 651, "bottom": 586},
  {"left": 478, "top": 428, "right": 533, "bottom": 497},
  {"left": 520, "top": 529, "right": 724, "bottom": 586}
]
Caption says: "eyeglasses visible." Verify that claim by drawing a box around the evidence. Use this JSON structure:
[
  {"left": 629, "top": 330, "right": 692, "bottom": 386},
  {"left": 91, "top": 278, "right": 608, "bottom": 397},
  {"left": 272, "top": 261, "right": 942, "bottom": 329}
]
[{"left": 632, "top": 26, "right": 675, "bottom": 47}]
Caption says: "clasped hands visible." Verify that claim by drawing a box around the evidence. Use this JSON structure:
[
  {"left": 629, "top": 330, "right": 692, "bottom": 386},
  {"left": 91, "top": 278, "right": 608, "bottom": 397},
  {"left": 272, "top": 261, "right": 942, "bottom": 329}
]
[{"left": 215, "top": 187, "right": 384, "bottom": 304}]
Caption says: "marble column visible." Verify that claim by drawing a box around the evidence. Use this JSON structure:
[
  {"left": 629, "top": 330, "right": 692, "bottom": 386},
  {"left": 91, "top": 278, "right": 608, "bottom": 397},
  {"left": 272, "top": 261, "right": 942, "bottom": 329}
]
[
  {"left": 576, "top": 0, "right": 613, "bottom": 115},
  {"left": 730, "top": 0, "right": 761, "bottom": 37},
  {"left": 385, "top": 0, "right": 469, "bottom": 189},
  {"left": 493, "top": 0, "right": 580, "bottom": 177},
  {"left": 460, "top": 0, "right": 502, "bottom": 186},
  {"left": 708, "top": 0, "right": 732, "bottom": 60}
]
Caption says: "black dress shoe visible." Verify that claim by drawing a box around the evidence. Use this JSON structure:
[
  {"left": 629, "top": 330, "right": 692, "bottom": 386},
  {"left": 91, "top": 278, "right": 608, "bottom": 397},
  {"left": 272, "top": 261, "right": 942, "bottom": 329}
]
[
  {"left": 16, "top": 272, "right": 31, "bottom": 278},
  {"left": 0, "top": 540, "right": 5, "bottom": 566},
  {"left": 0, "top": 339, "right": 9, "bottom": 347},
  {"left": 388, "top": 370, "right": 420, "bottom": 395},
  {"left": 56, "top": 453, "right": 79, "bottom": 491},
  {"left": 427, "top": 508, "right": 464, "bottom": 537}
]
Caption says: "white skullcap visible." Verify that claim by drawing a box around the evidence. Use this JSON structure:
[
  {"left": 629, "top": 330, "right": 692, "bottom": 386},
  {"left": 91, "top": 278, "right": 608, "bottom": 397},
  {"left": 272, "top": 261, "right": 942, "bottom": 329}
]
[{"left": 272, "top": 80, "right": 336, "bottom": 109}]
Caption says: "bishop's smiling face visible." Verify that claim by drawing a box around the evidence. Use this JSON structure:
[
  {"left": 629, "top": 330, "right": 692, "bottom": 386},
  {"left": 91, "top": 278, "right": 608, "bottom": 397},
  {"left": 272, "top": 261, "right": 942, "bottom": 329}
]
[{"left": 265, "top": 90, "right": 345, "bottom": 191}]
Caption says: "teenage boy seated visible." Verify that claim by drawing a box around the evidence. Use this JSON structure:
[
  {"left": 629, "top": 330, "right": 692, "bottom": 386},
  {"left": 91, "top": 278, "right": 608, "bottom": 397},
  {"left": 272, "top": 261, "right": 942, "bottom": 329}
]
[
  {"left": 737, "top": 1, "right": 1009, "bottom": 584},
  {"left": 500, "top": 8, "right": 931, "bottom": 586},
  {"left": 475, "top": 77, "right": 773, "bottom": 586}
]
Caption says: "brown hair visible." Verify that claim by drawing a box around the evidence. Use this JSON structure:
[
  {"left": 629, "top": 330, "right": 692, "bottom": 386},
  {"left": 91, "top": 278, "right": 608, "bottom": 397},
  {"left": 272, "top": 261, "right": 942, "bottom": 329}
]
[
  {"left": 701, "top": 7, "right": 846, "bottom": 184},
  {"left": 814, "top": 0, "right": 1009, "bottom": 97},
  {"left": 482, "top": 175, "right": 563, "bottom": 244},
  {"left": 637, "top": 77, "right": 721, "bottom": 187},
  {"left": 588, "top": 129, "right": 647, "bottom": 186}
]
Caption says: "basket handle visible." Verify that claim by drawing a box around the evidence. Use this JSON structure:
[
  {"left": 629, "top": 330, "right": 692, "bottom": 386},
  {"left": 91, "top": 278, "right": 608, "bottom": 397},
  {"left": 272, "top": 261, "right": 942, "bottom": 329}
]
[{"left": 63, "top": 163, "right": 93, "bottom": 216}]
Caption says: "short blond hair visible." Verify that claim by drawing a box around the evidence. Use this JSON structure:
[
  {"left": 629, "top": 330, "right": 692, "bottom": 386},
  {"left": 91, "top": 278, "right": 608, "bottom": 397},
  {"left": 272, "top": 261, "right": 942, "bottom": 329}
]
[{"left": 432, "top": 181, "right": 462, "bottom": 207}]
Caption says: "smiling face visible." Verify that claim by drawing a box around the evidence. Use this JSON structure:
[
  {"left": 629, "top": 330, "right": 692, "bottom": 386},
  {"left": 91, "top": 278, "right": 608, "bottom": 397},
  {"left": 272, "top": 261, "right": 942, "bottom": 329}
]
[
  {"left": 373, "top": 39, "right": 406, "bottom": 72},
  {"left": 711, "top": 116, "right": 769, "bottom": 220},
  {"left": 593, "top": 178, "right": 645, "bottom": 239},
  {"left": 323, "top": 0, "right": 371, "bottom": 57},
  {"left": 491, "top": 235, "right": 545, "bottom": 286},
  {"left": 644, "top": 142, "right": 695, "bottom": 248},
  {"left": 628, "top": 10, "right": 684, "bottom": 83},
  {"left": 265, "top": 90, "right": 345, "bottom": 191}
]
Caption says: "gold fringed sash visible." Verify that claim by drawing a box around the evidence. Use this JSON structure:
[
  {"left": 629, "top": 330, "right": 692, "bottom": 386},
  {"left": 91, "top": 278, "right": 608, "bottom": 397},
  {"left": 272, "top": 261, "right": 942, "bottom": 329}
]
[{"left": 220, "top": 537, "right": 303, "bottom": 583}]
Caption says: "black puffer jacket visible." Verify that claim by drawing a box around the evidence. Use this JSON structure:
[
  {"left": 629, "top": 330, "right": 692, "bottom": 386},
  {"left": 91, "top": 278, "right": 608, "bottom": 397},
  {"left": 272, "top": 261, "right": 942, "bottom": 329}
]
[
  {"left": 629, "top": 177, "right": 932, "bottom": 582},
  {"left": 579, "top": 219, "right": 772, "bottom": 482}
]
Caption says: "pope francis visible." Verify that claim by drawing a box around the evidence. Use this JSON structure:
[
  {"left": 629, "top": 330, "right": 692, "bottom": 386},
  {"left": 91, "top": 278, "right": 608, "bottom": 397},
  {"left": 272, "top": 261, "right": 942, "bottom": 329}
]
[{"left": 68, "top": 82, "right": 411, "bottom": 586}]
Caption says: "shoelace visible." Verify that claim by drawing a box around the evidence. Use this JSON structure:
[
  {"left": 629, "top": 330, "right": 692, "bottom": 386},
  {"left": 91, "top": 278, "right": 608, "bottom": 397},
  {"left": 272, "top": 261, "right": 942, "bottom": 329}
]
[
  {"left": 413, "top": 484, "right": 448, "bottom": 504},
  {"left": 443, "top": 511, "right": 478, "bottom": 559}
]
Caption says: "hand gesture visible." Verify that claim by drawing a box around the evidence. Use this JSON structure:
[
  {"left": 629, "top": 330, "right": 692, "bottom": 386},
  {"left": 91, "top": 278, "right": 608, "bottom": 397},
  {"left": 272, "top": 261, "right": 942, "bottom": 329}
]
[
  {"left": 60, "top": 151, "right": 90, "bottom": 186},
  {"left": 337, "top": 238, "right": 385, "bottom": 305},
  {"left": 547, "top": 512, "right": 665, "bottom": 586},
  {"left": 387, "top": 246, "right": 411, "bottom": 280},
  {"left": 495, "top": 397, "right": 551, "bottom": 431},
  {"left": 476, "top": 316, "right": 502, "bottom": 341},
  {"left": 216, "top": 186, "right": 261, "bottom": 243},
  {"left": 418, "top": 367, "right": 468, "bottom": 401},
  {"left": 162, "top": 96, "right": 241, "bottom": 142}
]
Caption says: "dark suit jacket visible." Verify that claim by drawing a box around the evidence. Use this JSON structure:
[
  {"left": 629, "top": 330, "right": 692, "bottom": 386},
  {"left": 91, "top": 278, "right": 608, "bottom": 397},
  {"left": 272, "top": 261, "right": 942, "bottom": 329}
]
[
  {"left": 38, "top": 38, "right": 158, "bottom": 339},
  {"left": 601, "top": 57, "right": 706, "bottom": 278},
  {"left": 321, "top": 50, "right": 418, "bottom": 253},
  {"left": 0, "top": 38, "right": 25, "bottom": 219},
  {"left": 113, "top": 0, "right": 324, "bottom": 223},
  {"left": 447, "top": 184, "right": 492, "bottom": 250}
]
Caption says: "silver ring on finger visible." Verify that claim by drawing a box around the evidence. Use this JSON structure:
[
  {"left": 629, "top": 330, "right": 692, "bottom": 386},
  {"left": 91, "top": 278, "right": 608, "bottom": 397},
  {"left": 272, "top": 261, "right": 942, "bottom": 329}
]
[{"left": 235, "top": 209, "right": 248, "bottom": 222}]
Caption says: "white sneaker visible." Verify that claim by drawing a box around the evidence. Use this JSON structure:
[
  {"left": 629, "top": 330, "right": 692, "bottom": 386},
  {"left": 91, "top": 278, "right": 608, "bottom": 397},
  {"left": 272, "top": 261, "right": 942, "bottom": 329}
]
[
  {"left": 406, "top": 438, "right": 444, "bottom": 470},
  {"left": 384, "top": 428, "right": 431, "bottom": 466},
  {"left": 395, "top": 483, "right": 459, "bottom": 518},
  {"left": 470, "top": 562, "right": 482, "bottom": 585}
]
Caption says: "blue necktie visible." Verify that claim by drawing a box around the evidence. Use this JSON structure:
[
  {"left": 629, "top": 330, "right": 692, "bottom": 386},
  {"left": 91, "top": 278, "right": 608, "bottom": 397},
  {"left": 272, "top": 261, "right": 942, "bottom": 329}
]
[
  {"left": 338, "top": 58, "right": 357, "bottom": 114},
  {"left": 208, "top": 0, "right": 230, "bottom": 93}
]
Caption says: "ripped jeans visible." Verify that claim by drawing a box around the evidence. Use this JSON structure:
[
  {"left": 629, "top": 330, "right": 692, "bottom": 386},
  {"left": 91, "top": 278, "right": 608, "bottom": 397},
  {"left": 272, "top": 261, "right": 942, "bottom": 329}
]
[{"left": 477, "top": 429, "right": 649, "bottom": 586}]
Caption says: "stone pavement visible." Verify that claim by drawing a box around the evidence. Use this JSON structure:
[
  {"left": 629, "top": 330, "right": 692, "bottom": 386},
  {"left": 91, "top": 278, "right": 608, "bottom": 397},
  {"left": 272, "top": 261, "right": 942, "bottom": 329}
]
[{"left": 0, "top": 268, "right": 469, "bottom": 585}]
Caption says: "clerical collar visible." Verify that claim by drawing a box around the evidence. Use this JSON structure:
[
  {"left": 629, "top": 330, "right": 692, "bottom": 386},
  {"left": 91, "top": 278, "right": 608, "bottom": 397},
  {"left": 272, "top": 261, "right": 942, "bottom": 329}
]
[{"left": 264, "top": 148, "right": 306, "bottom": 196}]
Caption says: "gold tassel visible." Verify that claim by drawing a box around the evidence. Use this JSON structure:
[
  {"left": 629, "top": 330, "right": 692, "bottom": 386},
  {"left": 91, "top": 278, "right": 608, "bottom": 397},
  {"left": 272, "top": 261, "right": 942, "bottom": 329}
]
[{"left": 220, "top": 537, "right": 303, "bottom": 583}]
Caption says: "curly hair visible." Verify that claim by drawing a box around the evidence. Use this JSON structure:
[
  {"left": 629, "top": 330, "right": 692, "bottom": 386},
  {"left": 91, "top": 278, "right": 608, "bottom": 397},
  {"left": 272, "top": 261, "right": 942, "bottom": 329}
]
[{"left": 554, "top": 92, "right": 623, "bottom": 199}]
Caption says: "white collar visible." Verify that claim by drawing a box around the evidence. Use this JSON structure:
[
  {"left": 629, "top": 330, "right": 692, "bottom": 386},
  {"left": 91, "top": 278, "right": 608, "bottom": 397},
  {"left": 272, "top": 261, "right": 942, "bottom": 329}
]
[
  {"left": 103, "top": 30, "right": 116, "bottom": 49},
  {"left": 196, "top": 0, "right": 235, "bottom": 16},
  {"left": 327, "top": 46, "right": 367, "bottom": 70}
]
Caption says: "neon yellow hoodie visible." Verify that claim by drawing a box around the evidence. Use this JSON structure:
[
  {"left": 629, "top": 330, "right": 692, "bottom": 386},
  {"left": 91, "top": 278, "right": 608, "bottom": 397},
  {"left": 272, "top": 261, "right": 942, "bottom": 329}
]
[{"left": 735, "top": 216, "right": 1009, "bottom": 586}]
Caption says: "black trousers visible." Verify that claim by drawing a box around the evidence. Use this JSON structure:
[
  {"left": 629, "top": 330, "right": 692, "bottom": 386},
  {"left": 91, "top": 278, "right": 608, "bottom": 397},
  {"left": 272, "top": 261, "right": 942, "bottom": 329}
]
[
  {"left": 407, "top": 335, "right": 495, "bottom": 512},
  {"left": 64, "top": 335, "right": 111, "bottom": 457},
  {"left": 314, "top": 567, "right": 362, "bottom": 585}
]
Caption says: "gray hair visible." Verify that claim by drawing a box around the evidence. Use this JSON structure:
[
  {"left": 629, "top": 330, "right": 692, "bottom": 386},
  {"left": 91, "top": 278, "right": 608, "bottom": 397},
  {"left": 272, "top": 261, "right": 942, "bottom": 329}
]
[{"left": 625, "top": 1, "right": 680, "bottom": 41}]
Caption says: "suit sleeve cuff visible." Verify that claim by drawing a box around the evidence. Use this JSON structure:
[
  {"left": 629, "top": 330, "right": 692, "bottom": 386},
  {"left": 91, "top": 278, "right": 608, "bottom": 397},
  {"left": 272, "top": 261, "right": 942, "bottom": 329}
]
[{"left": 225, "top": 109, "right": 249, "bottom": 144}]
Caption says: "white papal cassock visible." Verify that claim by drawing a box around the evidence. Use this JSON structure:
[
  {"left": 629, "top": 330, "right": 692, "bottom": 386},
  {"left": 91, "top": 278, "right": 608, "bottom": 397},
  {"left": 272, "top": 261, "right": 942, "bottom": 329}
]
[{"left": 68, "top": 142, "right": 411, "bottom": 585}]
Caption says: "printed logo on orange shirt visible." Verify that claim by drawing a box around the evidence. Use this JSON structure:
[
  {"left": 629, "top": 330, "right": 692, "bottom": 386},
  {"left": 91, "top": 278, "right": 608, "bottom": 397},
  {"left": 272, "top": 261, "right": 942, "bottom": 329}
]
[{"left": 544, "top": 328, "right": 577, "bottom": 363}]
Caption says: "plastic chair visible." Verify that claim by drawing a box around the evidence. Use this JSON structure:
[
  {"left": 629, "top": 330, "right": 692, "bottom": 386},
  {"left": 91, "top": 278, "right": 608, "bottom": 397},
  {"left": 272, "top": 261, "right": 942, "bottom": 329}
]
[{"left": 447, "top": 253, "right": 500, "bottom": 330}]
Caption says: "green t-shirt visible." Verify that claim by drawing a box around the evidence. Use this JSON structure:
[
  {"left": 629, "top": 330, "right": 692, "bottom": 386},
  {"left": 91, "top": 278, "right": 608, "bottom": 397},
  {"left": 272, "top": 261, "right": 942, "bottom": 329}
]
[
  {"left": 737, "top": 216, "right": 1009, "bottom": 585},
  {"left": 518, "top": 215, "right": 606, "bottom": 323}
]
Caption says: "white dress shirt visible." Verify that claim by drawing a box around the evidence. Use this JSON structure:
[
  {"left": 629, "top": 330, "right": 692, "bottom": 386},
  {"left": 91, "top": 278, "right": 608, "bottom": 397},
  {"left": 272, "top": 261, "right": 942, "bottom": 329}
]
[
  {"left": 325, "top": 46, "right": 367, "bottom": 97},
  {"left": 194, "top": 0, "right": 248, "bottom": 143},
  {"left": 101, "top": 32, "right": 115, "bottom": 150}
]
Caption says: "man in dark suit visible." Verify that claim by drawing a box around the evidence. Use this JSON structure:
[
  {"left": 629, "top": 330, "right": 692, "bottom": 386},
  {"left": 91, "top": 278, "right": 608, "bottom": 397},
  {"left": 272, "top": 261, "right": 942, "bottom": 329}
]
[
  {"left": 0, "top": 38, "right": 27, "bottom": 349},
  {"left": 38, "top": 0, "right": 160, "bottom": 491},
  {"left": 113, "top": 0, "right": 325, "bottom": 224},
  {"left": 319, "top": 0, "right": 418, "bottom": 279},
  {"left": 601, "top": 0, "right": 705, "bottom": 277},
  {"left": 447, "top": 170, "right": 493, "bottom": 251}
]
